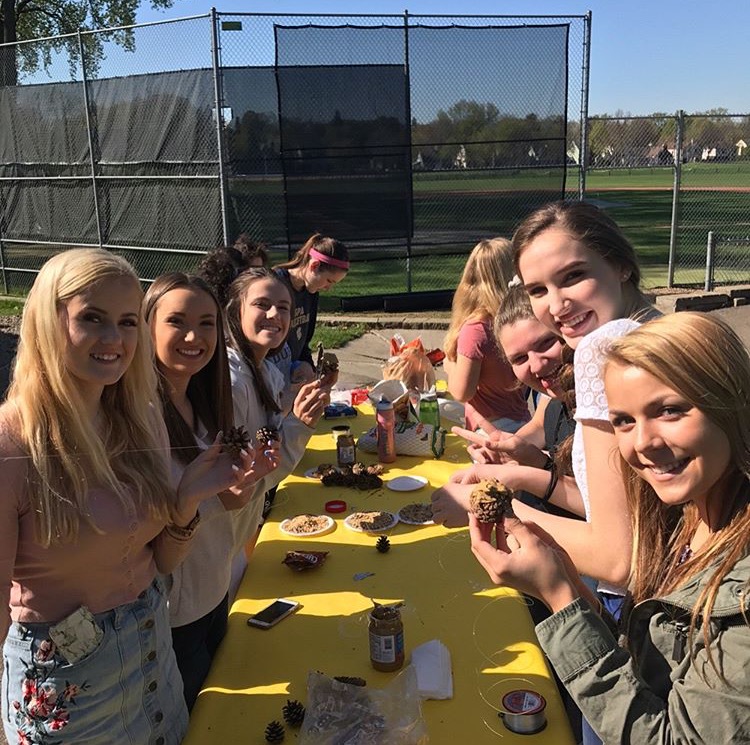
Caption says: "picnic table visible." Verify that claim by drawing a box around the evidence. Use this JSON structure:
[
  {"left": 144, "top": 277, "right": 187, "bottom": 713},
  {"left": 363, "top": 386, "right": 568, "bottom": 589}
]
[{"left": 184, "top": 404, "right": 575, "bottom": 744}]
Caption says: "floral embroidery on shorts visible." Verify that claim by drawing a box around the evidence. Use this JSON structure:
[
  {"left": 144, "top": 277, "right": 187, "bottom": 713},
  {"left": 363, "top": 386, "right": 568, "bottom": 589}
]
[{"left": 10, "top": 639, "right": 89, "bottom": 744}]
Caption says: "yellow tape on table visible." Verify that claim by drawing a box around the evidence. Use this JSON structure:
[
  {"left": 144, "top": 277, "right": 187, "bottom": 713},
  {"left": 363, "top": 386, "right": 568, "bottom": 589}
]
[{"left": 185, "top": 406, "right": 574, "bottom": 744}]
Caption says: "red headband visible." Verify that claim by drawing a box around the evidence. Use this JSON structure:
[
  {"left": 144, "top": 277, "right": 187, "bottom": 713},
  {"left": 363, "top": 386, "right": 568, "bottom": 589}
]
[{"left": 309, "top": 247, "right": 350, "bottom": 270}]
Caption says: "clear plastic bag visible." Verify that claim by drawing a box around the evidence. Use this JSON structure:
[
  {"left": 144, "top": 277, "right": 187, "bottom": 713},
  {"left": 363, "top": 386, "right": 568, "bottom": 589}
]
[{"left": 299, "top": 666, "right": 429, "bottom": 745}]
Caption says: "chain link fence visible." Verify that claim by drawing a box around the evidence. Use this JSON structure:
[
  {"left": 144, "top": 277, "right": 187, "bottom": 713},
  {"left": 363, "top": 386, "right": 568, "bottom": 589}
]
[
  {"left": 584, "top": 112, "right": 750, "bottom": 289},
  {"left": 0, "top": 10, "right": 590, "bottom": 302}
]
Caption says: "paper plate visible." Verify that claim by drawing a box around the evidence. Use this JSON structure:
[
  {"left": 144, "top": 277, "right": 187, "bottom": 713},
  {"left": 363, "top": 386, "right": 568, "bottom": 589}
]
[
  {"left": 344, "top": 511, "right": 399, "bottom": 533},
  {"left": 386, "top": 475, "right": 429, "bottom": 492},
  {"left": 397, "top": 503, "right": 435, "bottom": 526},
  {"left": 279, "top": 515, "right": 335, "bottom": 537}
]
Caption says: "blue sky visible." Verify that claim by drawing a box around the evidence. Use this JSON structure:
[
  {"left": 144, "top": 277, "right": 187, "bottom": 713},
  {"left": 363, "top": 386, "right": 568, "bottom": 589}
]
[{"left": 135, "top": 0, "right": 748, "bottom": 117}]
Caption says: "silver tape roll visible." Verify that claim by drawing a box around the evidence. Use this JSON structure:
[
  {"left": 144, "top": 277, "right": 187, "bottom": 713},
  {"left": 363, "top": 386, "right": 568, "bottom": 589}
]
[{"left": 499, "top": 689, "right": 547, "bottom": 735}]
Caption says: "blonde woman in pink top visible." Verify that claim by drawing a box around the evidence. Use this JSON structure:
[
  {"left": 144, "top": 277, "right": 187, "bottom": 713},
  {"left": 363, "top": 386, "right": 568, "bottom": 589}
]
[
  {"left": 0, "top": 249, "right": 254, "bottom": 744},
  {"left": 443, "top": 238, "right": 531, "bottom": 433}
]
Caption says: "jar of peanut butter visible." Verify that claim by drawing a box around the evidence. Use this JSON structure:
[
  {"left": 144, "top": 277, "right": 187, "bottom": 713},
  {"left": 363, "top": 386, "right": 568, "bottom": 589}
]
[{"left": 368, "top": 603, "right": 404, "bottom": 672}]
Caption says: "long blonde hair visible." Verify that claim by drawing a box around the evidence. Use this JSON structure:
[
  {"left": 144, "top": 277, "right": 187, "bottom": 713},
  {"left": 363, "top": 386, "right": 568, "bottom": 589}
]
[
  {"left": 444, "top": 238, "right": 515, "bottom": 361},
  {"left": 7, "top": 248, "right": 174, "bottom": 546},
  {"left": 606, "top": 312, "right": 750, "bottom": 659}
]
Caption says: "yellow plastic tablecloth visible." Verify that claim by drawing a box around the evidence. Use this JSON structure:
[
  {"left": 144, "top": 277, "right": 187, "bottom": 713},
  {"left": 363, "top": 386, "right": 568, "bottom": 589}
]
[{"left": 184, "top": 406, "right": 575, "bottom": 744}]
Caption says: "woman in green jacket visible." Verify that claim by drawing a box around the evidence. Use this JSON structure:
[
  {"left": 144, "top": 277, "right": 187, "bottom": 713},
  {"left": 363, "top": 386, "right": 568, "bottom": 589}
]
[{"left": 470, "top": 311, "right": 750, "bottom": 744}]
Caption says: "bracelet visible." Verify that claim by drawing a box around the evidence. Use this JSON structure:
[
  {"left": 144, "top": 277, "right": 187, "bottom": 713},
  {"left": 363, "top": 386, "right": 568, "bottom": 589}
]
[
  {"left": 166, "top": 511, "right": 201, "bottom": 540},
  {"left": 541, "top": 463, "right": 558, "bottom": 503}
]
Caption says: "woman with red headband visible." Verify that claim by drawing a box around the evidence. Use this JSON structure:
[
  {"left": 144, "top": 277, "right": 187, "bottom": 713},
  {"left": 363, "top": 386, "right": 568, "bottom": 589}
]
[{"left": 271, "top": 233, "right": 350, "bottom": 384}]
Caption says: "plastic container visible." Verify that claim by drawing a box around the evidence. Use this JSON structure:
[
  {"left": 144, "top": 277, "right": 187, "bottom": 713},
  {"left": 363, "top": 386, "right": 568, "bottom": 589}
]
[
  {"left": 375, "top": 396, "right": 397, "bottom": 463},
  {"left": 368, "top": 604, "right": 404, "bottom": 672},
  {"left": 419, "top": 391, "right": 440, "bottom": 429}
]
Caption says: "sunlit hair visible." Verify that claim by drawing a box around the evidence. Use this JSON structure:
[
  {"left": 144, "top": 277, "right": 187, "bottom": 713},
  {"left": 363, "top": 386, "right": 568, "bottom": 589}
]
[
  {"left": 274, "top": 232, "right": 348, "bottom": 274},
  {"left": 197, "top": 239, "right": 269, "bottom": 307},
  {"left": 605, "top": 312, "right": 750, "bottom": 670},
  {"left": 444, "top": 238, "right": 515, "bottom": 361},
  {"left": 7, "top": 248, "right": 173, "bottom": 546},
  {"left": 224, "top": 267, "right": 293, "bottom": 414},
  {"left": 512, "top": 201, "right": 652, "bottom": 318},
  {"left": 143, "top": 273, "right": 234, "bottom": 465}
]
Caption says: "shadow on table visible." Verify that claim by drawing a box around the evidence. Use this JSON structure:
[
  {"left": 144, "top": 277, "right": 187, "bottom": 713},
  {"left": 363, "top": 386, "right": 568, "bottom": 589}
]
[{"left": 187, "top": 528, "right": 576, "bottom": 743}]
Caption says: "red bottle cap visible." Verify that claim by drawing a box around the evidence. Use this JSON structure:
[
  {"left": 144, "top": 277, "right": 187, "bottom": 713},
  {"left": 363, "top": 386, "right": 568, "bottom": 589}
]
[{"left": 325, "top": 500, "right": 347, "bottom": 514}]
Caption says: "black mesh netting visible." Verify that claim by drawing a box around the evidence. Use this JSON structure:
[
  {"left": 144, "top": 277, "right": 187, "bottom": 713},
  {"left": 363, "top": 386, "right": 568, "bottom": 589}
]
[
  {"left": 274, "top": 25, "right": 410, "bottom": 242},
  {"left": 0, "top": 69, "right": 221, "bottom": 249},
  {"left": 270, "top": 22, "right": 569, "bottom": 247}
]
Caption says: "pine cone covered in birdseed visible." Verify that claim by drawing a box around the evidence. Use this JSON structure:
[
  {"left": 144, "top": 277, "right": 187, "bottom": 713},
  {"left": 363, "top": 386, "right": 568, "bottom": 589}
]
[{"left": 469, "top": 478, "right": 516, "bottom": 523}]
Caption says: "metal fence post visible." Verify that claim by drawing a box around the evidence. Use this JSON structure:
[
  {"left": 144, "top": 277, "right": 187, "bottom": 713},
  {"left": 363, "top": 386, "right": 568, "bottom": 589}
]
[
  {"left": 667, "top": 109, "right": 684, "bottom": 287},
  {"left": 78, "top": 29, "right": 104, "bottom": 248},
  {"left": 210, "top": 7, "right": 230, "bottom": 247},
  {"left": 704, "top": 230, "right": 716, "bottom": 292},
  {"left": 578, "top": 10, "right": 592, "bottom": 199},
  {"left": 403, "top": 9, "right": 413, "bottom": 293}
]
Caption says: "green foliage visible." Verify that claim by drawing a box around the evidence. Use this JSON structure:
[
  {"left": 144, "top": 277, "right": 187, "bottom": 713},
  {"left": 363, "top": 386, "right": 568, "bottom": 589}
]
[{"left": 1, "top": 0, "right": 176, "bottom": 82}]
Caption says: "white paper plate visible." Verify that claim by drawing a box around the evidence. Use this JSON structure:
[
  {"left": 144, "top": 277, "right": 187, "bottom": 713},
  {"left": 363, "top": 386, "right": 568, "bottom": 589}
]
[
  {"left": 279, "top": 515, "right": 335, "bottom": 537},
  {"left": 344, "top": 511, "right": 399, "bottom": 533},
  {"left": 386, "top": 475, "right": 429, "bottom": 492},
  {"left": 397, "top": 503, "right": 435, "bottom": 526}
]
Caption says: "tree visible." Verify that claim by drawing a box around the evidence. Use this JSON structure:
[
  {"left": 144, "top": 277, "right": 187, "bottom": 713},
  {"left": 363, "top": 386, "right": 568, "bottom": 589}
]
[{"left": 1, "top": 0, "right": 176, "bottom": 85}]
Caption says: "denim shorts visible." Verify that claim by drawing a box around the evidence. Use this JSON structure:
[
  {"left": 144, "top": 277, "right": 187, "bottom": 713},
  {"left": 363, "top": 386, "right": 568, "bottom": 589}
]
[{"left": 2, "top": 578, "right": 188, "bottom": 744}]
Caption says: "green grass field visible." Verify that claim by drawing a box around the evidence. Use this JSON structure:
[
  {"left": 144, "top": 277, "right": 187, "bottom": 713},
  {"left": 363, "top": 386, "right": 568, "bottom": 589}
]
[{"left": 3, "top": 162, "right": 749, "bottom": 300}]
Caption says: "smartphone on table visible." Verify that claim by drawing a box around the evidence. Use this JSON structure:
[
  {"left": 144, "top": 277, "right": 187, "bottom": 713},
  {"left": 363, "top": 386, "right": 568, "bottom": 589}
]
[{"left": 247, "top": 598, "right": 301, "bottom": 629}]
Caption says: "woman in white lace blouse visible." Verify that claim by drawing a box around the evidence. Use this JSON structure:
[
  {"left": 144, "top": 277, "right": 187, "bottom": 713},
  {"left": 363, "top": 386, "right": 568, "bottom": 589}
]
[{"left": 510, "top": 201, "right": 658, "bottom": 595}]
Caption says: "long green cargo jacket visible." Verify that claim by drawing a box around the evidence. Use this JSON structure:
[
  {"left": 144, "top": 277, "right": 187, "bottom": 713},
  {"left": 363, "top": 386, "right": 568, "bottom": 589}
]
[{"left": 536, "top": 553, "right": 750, "bottom": 744}]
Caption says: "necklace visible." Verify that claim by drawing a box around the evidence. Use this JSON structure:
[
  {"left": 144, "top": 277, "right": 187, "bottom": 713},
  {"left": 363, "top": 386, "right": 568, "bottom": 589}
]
[{"left": 677, "top": 544, "right": 693, "bottom": 565}]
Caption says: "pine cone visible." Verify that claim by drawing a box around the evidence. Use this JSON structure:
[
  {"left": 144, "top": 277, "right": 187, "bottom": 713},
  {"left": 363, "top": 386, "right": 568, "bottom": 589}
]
[
  {"left": 264, "top": 720, "right": 285, "bottom": 743},
  {"left": 315, "top": 342, "right": 339, "bottom": 381},
  {"left": 282, "top": 699, "right": 306, "bottom": 727},
  {"left": 376, "top": 535, "right": 391, "bottom": 553},
  {"left": 334, "top": 675, "right": 367, "bottom": 687},
  {"left": 469, "top": 478, "right": 515, "bottom": 523},
  {"left": 256, "top": 426, "right": 280, "bottom": 446},
  {"left": 221, "top": 426, "right": 252, "bottom": 459}
]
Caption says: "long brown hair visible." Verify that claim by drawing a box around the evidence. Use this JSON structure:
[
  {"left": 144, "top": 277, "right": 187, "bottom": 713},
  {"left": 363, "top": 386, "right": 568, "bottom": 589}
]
[
  {"left": 143, "top": 273, "right": 234, "bottom": 465},
  {"left": 224, "top": 267, "right": 292, "bottom": 414},
  {"left": 274, "top": 233, "right": 348, "bottom": 273},
  {"left": 512, "top": 200, "right": 652, "bottom": 319},
  {"left": 606, "top": 312, "right": 750, "bottom": 663}
]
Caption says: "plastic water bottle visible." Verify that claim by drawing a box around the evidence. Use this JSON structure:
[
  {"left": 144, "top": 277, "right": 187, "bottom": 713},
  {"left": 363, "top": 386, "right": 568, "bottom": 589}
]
[
  {"left": 376, "top": 396, "right": 397, "bottom": 463},
  {"left": 419, "top": 391, "right": 440, "bottom": 430}
]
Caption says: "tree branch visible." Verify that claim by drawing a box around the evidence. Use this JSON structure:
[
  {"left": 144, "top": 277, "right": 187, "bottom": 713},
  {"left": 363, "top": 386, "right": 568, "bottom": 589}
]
[{"left": 22, "top": 4, "right": 65, "bottom": 23}]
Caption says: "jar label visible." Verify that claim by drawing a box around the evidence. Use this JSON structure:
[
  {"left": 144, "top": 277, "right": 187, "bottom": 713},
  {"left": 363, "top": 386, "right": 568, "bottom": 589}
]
[
  {"left": 337, "top": 445, "right": 356, "bottom": 465},
  {"left": 369, "top": 631, "right": 404, "bottom": 663}
]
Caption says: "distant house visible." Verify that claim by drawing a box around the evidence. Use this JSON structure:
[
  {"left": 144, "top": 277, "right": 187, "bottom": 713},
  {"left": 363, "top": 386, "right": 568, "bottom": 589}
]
[
  {"left": 454, "top": 145, "right": 467, "bottom": 169},
  {"left": 701, "top": 146, "right": 733, "bottom": 161}
]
